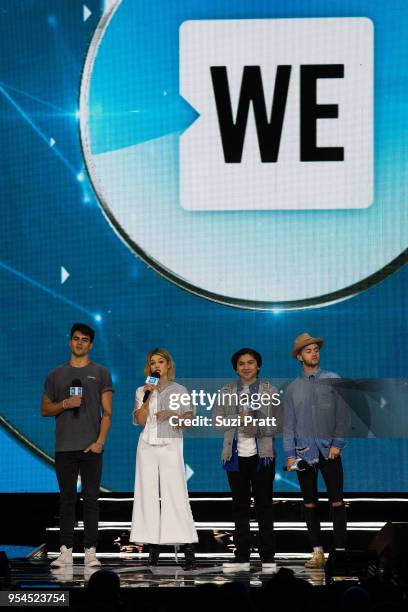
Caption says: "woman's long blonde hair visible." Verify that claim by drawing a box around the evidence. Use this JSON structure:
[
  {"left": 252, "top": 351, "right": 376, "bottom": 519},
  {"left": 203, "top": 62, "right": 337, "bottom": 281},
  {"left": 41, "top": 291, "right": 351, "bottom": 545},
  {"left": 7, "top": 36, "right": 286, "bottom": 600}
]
[{"left": 144, "top": 348, "right": 175, "bottom": 381}]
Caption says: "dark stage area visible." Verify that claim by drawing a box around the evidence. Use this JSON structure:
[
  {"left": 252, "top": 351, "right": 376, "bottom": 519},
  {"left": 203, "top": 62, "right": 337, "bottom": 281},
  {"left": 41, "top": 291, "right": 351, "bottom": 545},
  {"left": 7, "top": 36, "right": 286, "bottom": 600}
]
[{"left": 1, "top": 494, "right": 408, "bottom": 609}]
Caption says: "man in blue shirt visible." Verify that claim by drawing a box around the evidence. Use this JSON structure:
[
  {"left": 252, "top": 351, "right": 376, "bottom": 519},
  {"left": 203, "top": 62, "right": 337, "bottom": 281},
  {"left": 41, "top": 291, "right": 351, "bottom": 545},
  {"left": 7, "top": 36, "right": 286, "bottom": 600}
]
[{"left": 283, "top": 333, "right": 350, "bottom": 569}]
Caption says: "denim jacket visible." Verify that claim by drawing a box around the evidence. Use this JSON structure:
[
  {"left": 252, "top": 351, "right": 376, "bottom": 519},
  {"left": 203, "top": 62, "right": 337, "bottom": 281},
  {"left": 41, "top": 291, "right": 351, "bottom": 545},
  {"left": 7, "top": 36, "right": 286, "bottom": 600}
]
[
  {"left": 213, "top": 379, "right": 281, "bottom": 467},
  {"left": 283, "top": 369, "right": 351, "bottom": 463}
]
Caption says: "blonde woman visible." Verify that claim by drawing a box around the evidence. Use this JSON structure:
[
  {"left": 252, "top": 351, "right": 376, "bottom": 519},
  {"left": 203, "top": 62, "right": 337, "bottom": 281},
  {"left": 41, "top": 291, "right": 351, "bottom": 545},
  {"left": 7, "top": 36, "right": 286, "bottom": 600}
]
[{"left": 130, "top": 348, "right": 198, "bottom": 569}]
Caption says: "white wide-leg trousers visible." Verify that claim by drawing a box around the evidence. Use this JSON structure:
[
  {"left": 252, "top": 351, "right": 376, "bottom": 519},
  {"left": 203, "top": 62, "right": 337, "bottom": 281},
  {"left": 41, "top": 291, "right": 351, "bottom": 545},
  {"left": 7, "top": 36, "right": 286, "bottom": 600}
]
[{"left": 129, "top": 438, "right": 198, "bottom": 545}]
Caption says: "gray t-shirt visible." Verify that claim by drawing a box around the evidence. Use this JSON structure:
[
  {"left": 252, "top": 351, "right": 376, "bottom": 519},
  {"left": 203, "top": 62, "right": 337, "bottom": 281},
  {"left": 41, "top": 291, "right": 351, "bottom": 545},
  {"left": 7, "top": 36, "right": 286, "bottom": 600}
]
[{"left": 44, "top": 361, "right": 113, "bottom": 452}]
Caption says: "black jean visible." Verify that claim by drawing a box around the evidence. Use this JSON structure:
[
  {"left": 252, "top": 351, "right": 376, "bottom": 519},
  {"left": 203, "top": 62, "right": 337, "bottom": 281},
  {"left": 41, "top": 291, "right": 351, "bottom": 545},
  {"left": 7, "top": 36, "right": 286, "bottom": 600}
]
[
  {"left": 55, "top": 450, "right": 103, "bottom": 549},
  {"left": 297, "top": 452, "right": 347, "bottom": 549},
  {"left": 227, "top": 456, "right": 275, "bottom": 562}
]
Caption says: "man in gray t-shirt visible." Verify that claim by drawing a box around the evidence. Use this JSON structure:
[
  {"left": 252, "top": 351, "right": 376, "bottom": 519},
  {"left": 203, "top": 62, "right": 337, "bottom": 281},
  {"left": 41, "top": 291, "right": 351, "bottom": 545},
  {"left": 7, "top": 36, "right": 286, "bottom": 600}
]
[{"left": 42, "top": 323, "right": 113, "bottom": 568}]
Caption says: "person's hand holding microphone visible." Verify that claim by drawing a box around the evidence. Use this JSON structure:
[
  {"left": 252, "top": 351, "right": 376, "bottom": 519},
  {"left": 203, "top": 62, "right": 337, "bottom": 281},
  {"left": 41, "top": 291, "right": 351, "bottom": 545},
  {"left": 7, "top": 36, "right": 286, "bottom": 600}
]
[{"left": 62, "top": 396, "right": 82, "bottom": 409}]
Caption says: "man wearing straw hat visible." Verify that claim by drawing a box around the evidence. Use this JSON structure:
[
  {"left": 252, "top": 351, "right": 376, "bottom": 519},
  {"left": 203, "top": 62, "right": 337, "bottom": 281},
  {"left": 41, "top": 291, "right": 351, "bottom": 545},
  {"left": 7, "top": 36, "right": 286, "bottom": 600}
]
[{"left": 283, "top": 333, "right": 350, "bottom": 569}]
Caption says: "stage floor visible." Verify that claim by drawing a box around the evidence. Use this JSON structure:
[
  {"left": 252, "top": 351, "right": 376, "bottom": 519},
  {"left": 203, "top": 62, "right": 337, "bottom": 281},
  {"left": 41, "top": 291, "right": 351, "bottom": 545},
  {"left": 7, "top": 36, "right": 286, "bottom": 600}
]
[{"left": 7, "top": 555, "right": 358, "bottom": 589}]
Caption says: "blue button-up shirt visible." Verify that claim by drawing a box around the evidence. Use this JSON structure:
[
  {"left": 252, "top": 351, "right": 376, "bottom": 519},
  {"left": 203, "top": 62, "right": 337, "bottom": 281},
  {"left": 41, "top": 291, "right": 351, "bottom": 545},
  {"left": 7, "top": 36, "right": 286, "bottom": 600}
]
[{"left": 283, "top": 368, "right": 351, "bottom": 463}]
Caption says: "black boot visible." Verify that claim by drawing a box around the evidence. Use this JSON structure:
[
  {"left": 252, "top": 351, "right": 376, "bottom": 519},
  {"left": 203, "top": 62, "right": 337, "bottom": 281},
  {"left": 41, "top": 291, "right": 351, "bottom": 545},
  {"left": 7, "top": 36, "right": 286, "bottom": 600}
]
[
  {"left": 183, "top": 544, "right": 197, "bottom": 571},
  {"left": 148, "top": 544, "right": 160, "bottom": 566}
]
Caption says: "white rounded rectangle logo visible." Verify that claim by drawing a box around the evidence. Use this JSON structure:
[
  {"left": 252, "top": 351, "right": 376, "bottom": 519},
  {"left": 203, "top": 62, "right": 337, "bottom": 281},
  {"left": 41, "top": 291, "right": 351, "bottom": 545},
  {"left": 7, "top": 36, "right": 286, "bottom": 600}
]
[{"left": 180, "top": 17, "right": 373, "bottom": 211}]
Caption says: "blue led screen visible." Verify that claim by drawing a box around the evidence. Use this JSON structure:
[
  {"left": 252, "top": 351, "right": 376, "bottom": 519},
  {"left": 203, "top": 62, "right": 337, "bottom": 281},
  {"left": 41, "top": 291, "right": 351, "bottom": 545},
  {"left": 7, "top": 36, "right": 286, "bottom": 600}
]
[{"left": 0, "top": 0, "right": 407, "bottom": 492}]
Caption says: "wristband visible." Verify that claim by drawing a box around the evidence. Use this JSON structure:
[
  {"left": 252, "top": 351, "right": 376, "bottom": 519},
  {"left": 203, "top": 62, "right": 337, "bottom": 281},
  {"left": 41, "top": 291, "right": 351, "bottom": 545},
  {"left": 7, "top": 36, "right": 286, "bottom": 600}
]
[{"left": 62, "top": 400, "right": 67, "bottom": 410}]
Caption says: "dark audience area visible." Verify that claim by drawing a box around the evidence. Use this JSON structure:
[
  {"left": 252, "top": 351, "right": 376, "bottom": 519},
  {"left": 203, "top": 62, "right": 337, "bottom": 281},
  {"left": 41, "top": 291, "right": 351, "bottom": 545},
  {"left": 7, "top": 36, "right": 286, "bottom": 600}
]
[{"left": 66, "top": 567, "right": 407, "bottom": 612}]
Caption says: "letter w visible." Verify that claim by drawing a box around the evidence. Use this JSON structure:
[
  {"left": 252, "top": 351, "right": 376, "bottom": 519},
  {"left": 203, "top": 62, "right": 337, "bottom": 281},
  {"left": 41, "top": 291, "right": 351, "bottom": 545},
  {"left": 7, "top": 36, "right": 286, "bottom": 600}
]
[{"left": 210, "top": 65, "right": 291, "bottom": 163}]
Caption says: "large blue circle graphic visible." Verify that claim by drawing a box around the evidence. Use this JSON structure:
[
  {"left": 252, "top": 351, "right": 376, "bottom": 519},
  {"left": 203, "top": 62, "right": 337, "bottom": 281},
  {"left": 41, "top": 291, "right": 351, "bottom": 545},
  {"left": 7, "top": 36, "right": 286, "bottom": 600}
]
[{"left": 80, "top": 0, "right": 408, "bottom": 309}]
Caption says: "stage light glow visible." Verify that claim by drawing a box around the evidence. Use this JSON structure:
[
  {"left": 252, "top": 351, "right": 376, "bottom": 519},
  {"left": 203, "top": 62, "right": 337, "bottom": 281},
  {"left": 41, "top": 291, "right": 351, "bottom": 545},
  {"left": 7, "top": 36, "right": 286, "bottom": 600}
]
[
  {"left": 47, "top": 15, "right": 57, "bottom": 28},
  {"left": 0, "top": 86, "right": 77, "bottom": 176},
  {"left": 0, "top": 260, "right": 93, "bottom": 317}
]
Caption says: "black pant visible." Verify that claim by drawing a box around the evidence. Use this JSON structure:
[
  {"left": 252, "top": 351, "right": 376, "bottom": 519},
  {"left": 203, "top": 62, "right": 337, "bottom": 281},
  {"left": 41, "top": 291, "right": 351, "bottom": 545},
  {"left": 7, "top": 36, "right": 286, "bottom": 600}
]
[
  {"left": 55, "top": 450, "right": 102, "bottom": 549},
  {"left": 227, "top": 456, "right": 275, "bottom": 562},
  {"left": 297, "top": 452, "right": 347, "bottom": 549}
]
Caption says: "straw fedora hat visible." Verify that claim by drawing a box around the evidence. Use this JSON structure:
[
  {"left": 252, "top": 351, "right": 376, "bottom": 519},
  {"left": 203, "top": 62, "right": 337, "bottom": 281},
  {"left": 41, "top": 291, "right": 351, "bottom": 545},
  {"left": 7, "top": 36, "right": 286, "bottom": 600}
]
[{"left": 291, "top": 333, "right": 324, "bottom": 358}]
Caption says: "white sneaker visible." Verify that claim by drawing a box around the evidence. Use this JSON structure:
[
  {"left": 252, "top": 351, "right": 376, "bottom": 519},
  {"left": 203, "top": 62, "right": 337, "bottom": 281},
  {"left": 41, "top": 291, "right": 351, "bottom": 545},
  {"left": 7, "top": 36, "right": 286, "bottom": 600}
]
[
  {"left": 84, "top": 547, "right": 101, "bottom": 567},
  {"left": 261, "top": 562, "right": 277, "bottom": 574},
  {"left": 50, "top": 545, "right": 73, "bottom": 567},
  {"left": 222, "top": 559, "right": 250, "bottom": 573}
]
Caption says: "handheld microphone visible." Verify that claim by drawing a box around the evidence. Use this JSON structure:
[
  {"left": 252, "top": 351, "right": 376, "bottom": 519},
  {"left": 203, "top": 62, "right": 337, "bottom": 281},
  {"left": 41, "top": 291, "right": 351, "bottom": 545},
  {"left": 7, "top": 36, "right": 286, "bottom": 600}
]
[
  {"left": 70, "top": 378, "right": 83, "bottom": 419},
  {"left": 142, "top": 371, "right": 161, "bottom": 403},
  {"left": 283, "top": 458, "right": 309, "bottom": 472}
]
